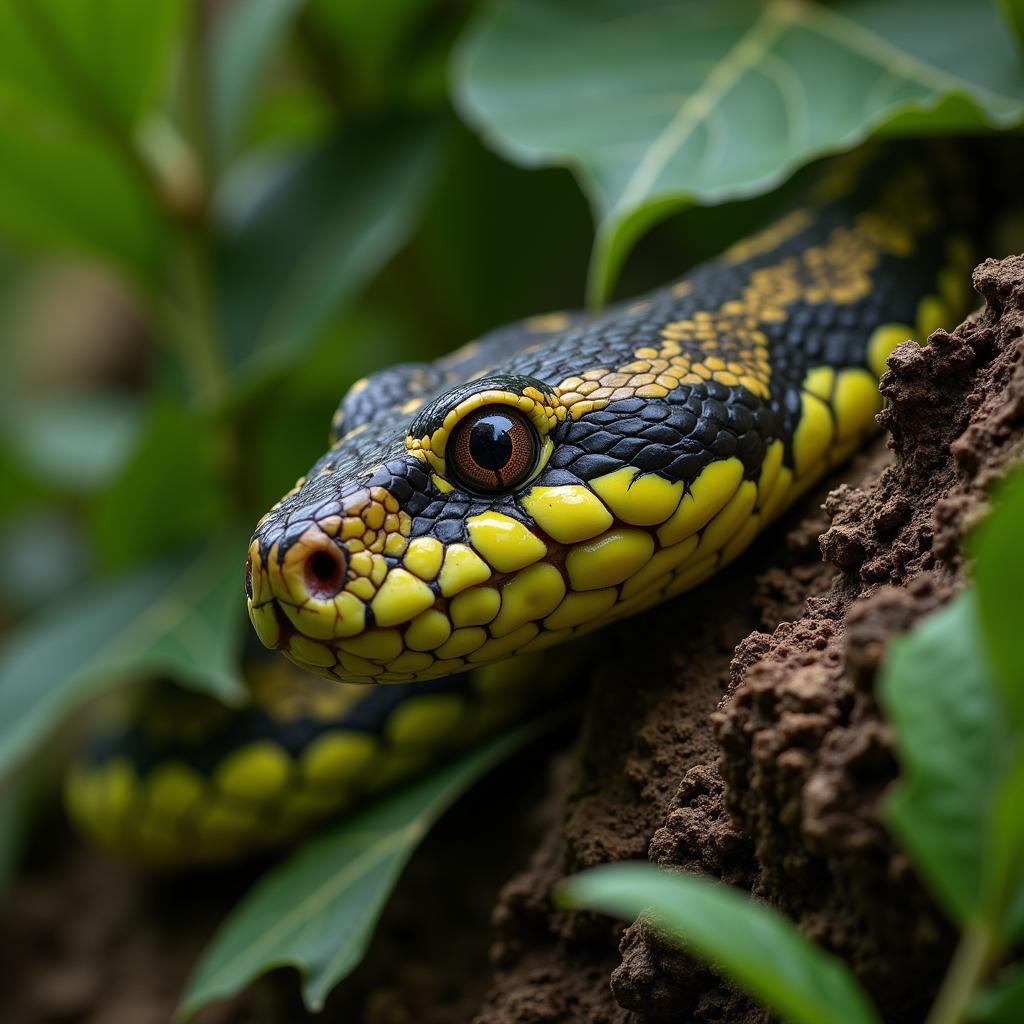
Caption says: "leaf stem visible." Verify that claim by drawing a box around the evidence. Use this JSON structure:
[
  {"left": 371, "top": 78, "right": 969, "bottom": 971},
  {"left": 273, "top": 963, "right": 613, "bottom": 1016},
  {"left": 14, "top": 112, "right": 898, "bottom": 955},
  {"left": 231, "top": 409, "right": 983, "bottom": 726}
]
[
  {"left": 155, "top": 4, "right": 222, "bottom": 409},
  {"left": 925, "top": 923, "right": 999, "bottom": 1024},
  {"left": 175, "top": 230, "right": 226, "bottom": 407}
]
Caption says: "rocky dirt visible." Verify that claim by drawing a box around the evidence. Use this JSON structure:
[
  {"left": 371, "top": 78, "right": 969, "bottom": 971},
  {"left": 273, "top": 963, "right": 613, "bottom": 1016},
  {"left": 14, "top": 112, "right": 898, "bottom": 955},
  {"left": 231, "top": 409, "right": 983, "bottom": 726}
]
[{"left": 2, "top": 254, "right": 1023, "bottom": 1023}]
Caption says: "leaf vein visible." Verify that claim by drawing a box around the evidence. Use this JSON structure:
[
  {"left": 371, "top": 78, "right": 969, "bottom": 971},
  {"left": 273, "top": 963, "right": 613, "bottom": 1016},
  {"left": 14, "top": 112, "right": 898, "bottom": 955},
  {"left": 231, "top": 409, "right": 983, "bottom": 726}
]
[{"left": 614, "top": 1, "right": 790, "bottom": 215}]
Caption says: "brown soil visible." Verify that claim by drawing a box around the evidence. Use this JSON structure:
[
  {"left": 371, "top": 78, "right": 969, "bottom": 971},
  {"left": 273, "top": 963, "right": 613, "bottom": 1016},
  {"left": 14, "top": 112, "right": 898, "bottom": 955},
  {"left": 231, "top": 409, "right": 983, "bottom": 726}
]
[{"left": 3, "top": 254, "right": 1023, "bottom": 1023}]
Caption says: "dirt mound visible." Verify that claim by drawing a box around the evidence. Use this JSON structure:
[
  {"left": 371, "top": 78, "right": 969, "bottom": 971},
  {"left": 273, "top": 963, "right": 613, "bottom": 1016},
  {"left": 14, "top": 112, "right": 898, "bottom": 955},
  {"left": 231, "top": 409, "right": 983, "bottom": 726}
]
[{"left": 478, "top": 254, "right": 1024, "bottom": 1024}]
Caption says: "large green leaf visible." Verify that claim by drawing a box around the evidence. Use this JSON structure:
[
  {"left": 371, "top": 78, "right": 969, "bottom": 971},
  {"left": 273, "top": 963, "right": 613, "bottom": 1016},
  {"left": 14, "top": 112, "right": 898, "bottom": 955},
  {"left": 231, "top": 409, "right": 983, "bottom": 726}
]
[
  {"left": 207, "top": 0, "right": 306, "bottom": 168},
  {"left": 453, "top": 0, "right": 1024, "bottom": 302},
  {"left": 972, "top": 472, "right": 1024, "bottom": 725},
  {"left": 880, "top": 593, "right": 1015, "bottom": 926},
  {"left": 0, "top": 0, "right": 180, "bottom": 274},
  {"left": 88, "top": 396, "right": 226, "bottom": 571},
  {"left": 0, "top": 541, "right": 247, "bottom": 779},
  {"left": 178, "top": 711, "right": 566, "bottom": 1018},
  {"left": 216, "top": 117, "right": 443, "bottom": 387},
  {"left": 561, "top": 864, "right": 880, "bottom": 1024}
]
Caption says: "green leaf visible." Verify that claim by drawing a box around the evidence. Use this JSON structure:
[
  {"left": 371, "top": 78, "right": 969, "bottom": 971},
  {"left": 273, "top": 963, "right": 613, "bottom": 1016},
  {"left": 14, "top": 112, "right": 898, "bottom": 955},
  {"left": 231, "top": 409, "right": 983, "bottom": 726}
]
[
  {"left": 0, "top": 103, "right": 164, "bottom": 275},
  {"left": 0, "top": 1, "right": 180, "bottom": 274},
  {"left": 216, "top": 117, "right": 443, "bottom": 387},
  {"left": 0, "top": 1, "right": 182, "bottom": 131},
  {"left": 178, "top": 711, "right": 567, "bottom": 1018},
  {"left": 987, "top": 749, "right": 1024, "bottom": 942},
  {"left": 453, "top": 0, "right": 1024, "bottom": 302},
  {"left": 0, "top": 540, "right": 247, "bottom": 779},
  {"left": 975, "top": 968, "right": 1024, "bottom": 1024},
  {"left": 972, "top": 471, "right": 1024, "bottom": 725},
  {"left": 560, "top": 864, "right": 880, "bottom": 1024},
  {"left": 880, "top": 592, "right": 1015, "bottom": 926},
  {"left": 88, "top": 396, "right": 227, "bottom": 571},
  {"left": 996, "top": 0, "right": 1024, "bottom": 54},
  {"left": 207, "top": 0, "right": 306, "bottom": 168},
  {"left": 4, "top": 394, "right": 141, "bottom": 494}
]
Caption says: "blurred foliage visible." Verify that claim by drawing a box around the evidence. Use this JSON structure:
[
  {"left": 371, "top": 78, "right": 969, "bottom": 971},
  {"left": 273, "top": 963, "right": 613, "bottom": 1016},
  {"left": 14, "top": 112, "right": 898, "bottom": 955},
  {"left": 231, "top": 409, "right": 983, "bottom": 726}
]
[
  {"left": 0, "top": 0, "right": 1022, "bottom": 1015},
  {"left": 998, "top": 0, "right": 1024, "bottom": 51}
]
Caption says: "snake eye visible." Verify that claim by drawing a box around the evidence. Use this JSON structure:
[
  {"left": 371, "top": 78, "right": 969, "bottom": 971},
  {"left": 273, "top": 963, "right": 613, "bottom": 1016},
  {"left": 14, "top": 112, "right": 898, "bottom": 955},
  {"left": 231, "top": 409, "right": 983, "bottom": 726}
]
[{"left": 448, "top": 406, "right": 539, "bottom": 494}]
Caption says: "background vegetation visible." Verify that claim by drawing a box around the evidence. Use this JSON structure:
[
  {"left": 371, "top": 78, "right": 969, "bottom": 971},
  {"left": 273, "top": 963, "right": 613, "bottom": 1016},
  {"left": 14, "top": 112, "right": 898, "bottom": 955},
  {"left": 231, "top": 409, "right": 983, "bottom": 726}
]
[{"left": 0, "top": 1, "right": 1023, "bottom": 1020}]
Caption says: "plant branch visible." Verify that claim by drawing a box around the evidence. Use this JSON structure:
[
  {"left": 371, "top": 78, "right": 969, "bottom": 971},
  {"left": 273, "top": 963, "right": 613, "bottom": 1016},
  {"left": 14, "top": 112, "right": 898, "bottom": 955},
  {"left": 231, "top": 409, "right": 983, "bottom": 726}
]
[
  {"left": 175, "top": 230, "right": 225, "bottom": 404},
  {"left": 166, "top": 6, "right": 249, "bottom": 520},
  {"left": 925, "top": 923, "right": 1000, "bottom": 1024}
]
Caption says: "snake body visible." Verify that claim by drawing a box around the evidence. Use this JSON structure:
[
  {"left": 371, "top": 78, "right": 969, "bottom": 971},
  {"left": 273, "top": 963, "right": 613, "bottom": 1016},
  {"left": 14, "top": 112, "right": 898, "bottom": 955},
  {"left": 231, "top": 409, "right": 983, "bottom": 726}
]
[{"left": 66, "top": 146, "right": 978, "bottom": 865}]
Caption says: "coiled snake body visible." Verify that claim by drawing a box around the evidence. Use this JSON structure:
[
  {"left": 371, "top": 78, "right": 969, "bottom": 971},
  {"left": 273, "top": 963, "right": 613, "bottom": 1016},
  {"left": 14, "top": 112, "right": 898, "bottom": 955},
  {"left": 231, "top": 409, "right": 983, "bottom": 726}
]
[{"left": 67, "top": 147, "right": 978, "bottom": 865}]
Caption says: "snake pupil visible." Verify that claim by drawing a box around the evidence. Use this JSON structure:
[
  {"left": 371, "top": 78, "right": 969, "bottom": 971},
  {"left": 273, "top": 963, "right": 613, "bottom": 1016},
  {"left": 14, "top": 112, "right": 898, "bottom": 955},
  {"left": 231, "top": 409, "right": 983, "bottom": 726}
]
[{"left": 469, "top": 413, "right": 515, "bottom": 472}]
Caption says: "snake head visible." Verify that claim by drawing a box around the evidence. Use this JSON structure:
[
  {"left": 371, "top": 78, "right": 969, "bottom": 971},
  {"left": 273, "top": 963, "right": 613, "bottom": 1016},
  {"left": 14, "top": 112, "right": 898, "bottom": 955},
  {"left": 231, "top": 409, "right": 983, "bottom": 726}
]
[
  {"left": 247, "top": 352, "right": 777, "bottom": 686},
  {"left": 246, "top": 373, "right": 570, "bottom": 683}
]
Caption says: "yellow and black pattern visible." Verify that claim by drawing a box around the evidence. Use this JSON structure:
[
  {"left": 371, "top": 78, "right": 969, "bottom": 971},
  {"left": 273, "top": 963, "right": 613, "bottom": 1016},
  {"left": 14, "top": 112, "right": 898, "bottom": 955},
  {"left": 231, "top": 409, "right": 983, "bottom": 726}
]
[
  {"left": 67, "top": 146, "right": 979, "bottom": 864},
  {"left": 66, "top": 653, "right": 561, "bottom": 865}
]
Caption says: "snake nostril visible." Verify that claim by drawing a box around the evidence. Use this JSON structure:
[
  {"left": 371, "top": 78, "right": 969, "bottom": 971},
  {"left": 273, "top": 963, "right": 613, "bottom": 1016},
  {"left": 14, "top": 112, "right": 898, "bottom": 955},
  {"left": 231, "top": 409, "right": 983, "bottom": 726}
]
[{"left": 305, "top": 546, "right": 346, "bottom": 598}]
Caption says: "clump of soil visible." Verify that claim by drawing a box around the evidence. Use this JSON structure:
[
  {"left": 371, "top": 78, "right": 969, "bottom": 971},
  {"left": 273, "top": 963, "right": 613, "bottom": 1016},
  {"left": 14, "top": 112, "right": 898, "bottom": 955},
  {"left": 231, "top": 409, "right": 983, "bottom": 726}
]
[
  {"left": 4, "top": 256, "right": 1023, "bottom": 1023},
  {"left": 478, "top": 253, "right": 1024, "bottom": 1024}
]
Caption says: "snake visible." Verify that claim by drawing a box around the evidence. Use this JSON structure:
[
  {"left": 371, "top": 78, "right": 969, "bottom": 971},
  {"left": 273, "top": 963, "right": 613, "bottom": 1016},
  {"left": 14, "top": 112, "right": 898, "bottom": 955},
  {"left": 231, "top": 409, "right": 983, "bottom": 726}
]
[{"left": 65, "top": 145, "right": 979, "bottom": 866}]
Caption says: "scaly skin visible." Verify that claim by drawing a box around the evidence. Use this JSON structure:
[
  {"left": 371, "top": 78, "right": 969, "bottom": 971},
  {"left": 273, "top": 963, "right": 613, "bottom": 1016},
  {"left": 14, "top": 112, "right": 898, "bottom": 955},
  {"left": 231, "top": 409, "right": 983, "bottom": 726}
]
[{"left": 66, "top": 145, "right": 978, "bottom": 865}]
